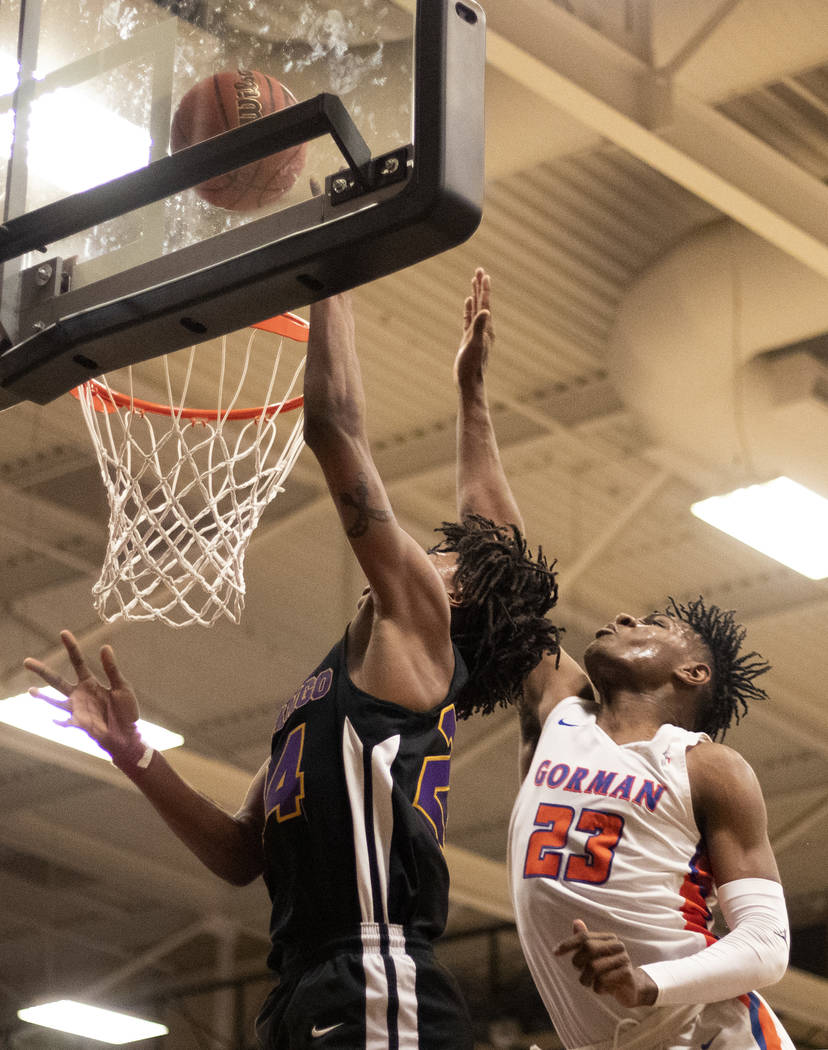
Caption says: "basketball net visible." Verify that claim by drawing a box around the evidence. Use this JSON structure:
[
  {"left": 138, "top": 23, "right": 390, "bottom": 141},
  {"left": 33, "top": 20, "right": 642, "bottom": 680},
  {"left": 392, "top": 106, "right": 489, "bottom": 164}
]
[{"left": 73, "top": 314, "right": 308, "bottom": 627}]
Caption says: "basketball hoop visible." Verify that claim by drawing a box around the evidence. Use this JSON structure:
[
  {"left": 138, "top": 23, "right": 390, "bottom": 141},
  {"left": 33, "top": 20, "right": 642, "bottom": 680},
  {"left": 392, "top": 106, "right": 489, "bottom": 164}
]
[{"left": 73, "top": 313, "right": 309, "bottom": 627}]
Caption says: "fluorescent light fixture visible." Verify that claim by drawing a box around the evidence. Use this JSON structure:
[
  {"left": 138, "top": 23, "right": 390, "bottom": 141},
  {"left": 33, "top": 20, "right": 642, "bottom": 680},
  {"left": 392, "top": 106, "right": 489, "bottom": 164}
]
[
  {"left": 19, "top": 1000, "right": 168, "bottom": 1044},
  {"left": 691, "top": 476, "right": 828, "bottom": 580},
  {"left": 27, "top": 89, "right": 152, "bottom": 193},
  {"left": 0, "top": 687, "right": 183, "bottom": 759},
  {"left": 0, "top": 56, "right": 151, "bottom": 194}
]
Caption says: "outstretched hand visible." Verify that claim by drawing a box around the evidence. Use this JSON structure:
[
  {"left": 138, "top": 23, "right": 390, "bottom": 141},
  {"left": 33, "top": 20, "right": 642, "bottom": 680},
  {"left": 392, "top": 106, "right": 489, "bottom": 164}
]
[
  {"left": 554, "top": 920, "right": 658, "bottom": 1008},
  {"left": 454, "top": 267, "right": 493, "bottom": 389},
  {"left": 23, "top": 630, "right": 145, "bottom": 768}
]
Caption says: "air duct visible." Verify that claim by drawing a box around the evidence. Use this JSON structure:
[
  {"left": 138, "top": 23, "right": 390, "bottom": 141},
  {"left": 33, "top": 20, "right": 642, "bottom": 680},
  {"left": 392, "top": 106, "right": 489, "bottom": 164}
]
[{"left": 608, "top": 219, "right": 828, "bottom": 498}]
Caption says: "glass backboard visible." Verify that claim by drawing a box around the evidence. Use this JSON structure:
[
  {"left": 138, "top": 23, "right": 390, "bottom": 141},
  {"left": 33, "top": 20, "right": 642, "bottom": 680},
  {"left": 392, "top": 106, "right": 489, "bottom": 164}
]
[{"left": 0, "top": 0, "right": 485, "bottom": 408}]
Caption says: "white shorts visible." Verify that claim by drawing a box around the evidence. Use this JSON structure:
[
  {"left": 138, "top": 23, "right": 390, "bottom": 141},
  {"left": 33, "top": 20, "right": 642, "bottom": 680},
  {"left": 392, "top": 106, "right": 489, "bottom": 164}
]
[
  {"left": 572, "top": 992, "right": 794, "bottom": 1050},
  {"left": 672, "top": 993, "right": 795, "bottom": 1050}
]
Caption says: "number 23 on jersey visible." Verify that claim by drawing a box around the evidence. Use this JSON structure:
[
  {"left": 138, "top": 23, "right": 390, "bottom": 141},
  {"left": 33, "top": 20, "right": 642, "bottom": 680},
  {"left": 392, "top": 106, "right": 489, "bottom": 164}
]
[{"left": 523, "top": 802, "right": 625, "bottom": 884}]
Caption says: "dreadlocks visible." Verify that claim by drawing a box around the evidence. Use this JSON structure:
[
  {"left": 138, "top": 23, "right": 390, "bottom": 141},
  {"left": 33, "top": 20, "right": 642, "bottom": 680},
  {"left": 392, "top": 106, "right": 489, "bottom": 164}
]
[
  {"left": 430, "top": 514, "right": 561, "bottom": 719},
  {"left": 663, "top": 595, "right": 770, "bottom": 741}
]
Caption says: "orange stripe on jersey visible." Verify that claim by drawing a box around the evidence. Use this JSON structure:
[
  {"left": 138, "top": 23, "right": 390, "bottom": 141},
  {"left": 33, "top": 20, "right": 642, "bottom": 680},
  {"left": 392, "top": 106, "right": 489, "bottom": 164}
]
[
  {"left": 678, "top": 845, "right": 716, "bottom": 945},
  {"left": 739, "top": 993, "right": 784, "bottom": 1050}
]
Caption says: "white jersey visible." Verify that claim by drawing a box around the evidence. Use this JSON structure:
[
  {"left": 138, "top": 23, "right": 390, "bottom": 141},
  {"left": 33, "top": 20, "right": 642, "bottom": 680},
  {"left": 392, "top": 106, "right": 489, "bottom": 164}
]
[{"left": 508, "top": 695, "right": 790, "bottom": 1050}]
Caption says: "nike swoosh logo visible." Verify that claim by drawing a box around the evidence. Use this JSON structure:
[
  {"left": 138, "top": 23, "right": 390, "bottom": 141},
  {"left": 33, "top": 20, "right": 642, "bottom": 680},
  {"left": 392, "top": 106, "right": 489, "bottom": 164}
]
[
  {"left": 311, "top": 1023, "right": 344, "bottom": 1038},
  {"left": 558, "top": 718, "right": 579, "bottom": 727}
]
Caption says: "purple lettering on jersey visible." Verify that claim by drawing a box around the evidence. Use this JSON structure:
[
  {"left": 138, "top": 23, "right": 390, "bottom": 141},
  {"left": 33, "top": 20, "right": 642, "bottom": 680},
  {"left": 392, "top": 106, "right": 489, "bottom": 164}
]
[
  {"left": 274, "top": 667, "right": 334, "bottom": 731},
  {"left": 609, "top": 774, "right": 634, "bottom": 801},
  {"left": 312, "top": 668, "right": 333, "bottom": 700},
  {"left": 563, "top": 767, "right": 590, "bottom": 792},
  {"left": 414, "top": 755, "right": 452, "bottom": 846},
  {"left": 546, "top": 763, "right": 570, "bottom": 788},
  {"left": 414, "top": 706, "right": 456, "bottom": 847},
  {"left": 585, "top": 769, "right": 617, "bottom": 796},
  {"left": 265, "top": 723, "right": 306, "bottom": 822},
  {"left": 294, "top": 679, "right": 315, "bottom": 708},
  {"left": 438, "top": 704, "right": 457, "bottom": 750},
  {"left": 535, "top": 760, "right": 551, "bottom": 786},
  {"left": 275, "top": 694, "right": 297, "bottom": 732},
  {"left": 633, "top": 779, "right": 667, "bottom": 811}
]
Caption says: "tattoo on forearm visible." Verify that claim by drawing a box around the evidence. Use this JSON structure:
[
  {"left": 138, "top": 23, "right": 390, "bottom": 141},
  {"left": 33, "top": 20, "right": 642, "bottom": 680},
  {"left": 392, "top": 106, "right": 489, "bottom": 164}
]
[{"left": 340, "top": 474, "right": 391, "bottom": 537}]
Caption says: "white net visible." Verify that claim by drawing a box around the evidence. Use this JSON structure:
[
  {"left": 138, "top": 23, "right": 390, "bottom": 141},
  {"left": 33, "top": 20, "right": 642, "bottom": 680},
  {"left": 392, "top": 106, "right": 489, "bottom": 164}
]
[{"left": 77, "top": 329, "right": 306, "bottom": 627}]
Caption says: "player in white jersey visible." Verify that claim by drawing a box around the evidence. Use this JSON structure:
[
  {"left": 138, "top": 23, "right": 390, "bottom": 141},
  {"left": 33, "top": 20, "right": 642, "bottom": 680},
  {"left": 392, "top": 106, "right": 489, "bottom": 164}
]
[{"left": 453, "top": 268, "right": 795, "bottom": 1050}]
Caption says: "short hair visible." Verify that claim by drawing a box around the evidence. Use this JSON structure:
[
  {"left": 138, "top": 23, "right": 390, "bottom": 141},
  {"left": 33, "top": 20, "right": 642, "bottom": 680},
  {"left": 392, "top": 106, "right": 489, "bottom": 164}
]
[
  {"left": 431, "top": 515, "right": 561, "bottom": 718},
  {"left": 662, "top": 595, "right": 770, "bottom": 740}
]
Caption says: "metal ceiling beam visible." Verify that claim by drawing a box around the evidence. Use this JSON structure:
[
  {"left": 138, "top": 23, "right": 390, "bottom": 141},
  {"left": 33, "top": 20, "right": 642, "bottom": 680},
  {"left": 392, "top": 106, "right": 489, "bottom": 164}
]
[
  {"left": 480, "top": 0, "right": 828, "bottom": 280},
  {"left": 0, "top": 478, "right": 101, "bottom": 576},
  {"left": 655, "top": 0, "right": 747, "bottom": 75},
  {"left": 0, "top": 809, "right": 241, "bottom": 914}
]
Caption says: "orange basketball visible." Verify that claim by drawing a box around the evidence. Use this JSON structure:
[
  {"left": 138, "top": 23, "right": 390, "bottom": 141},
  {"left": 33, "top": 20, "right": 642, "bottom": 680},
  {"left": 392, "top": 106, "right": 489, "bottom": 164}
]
[{"left": 170, "top": 69, "right": 307, "bottom": 212}]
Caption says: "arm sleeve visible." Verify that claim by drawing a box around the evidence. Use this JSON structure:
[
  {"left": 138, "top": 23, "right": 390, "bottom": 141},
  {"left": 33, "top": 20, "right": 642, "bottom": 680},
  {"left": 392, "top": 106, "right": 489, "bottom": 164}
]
[{"left": 640, "top": 878, "right": 790, "bottom": 1006}]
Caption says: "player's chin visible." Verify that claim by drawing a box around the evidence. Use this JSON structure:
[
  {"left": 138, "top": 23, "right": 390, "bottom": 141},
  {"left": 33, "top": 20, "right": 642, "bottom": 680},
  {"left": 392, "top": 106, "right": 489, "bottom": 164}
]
[{"left": 583, "top": 635, "right": 610, "bottom": 663}]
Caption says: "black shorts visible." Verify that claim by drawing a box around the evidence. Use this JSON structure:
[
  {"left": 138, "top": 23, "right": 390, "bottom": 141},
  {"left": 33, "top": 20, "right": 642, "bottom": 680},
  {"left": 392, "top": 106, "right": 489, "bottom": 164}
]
[{"left": 255, "top": 925, "right": 473, "bottom": 1050}]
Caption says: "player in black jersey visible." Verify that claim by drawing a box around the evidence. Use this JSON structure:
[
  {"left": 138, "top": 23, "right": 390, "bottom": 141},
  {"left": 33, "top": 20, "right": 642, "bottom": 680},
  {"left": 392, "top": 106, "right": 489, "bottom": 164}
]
[{"left": 25, "top": 290, "right": 559, "bottom": 1050}]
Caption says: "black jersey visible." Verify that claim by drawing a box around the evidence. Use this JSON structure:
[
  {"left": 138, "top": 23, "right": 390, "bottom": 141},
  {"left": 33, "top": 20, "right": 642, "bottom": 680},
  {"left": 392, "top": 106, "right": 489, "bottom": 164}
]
[{"left": 261, "top": 630, "right": 468, "bottom": 974}]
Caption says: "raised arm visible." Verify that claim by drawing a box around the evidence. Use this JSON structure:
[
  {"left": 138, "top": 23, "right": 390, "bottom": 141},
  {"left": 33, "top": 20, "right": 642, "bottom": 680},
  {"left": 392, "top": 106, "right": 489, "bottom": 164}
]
[
  {"left": 303, "top": 293, "right": 453, "bottom": 711},
  {"left": 455, "top": 271, "right": 590, "bottom": 763},
  {"left": 24, "top": 631, "right": 264, "bottom": 886},
  {"left": 455, "top": 268, "right": 524, "bottom": 529}
]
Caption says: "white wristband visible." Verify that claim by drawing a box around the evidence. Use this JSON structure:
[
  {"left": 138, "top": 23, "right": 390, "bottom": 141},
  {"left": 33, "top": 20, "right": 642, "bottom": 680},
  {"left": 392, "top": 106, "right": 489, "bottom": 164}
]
[{"left": 136, "top": 745, "right": 154, "bottom": 769}]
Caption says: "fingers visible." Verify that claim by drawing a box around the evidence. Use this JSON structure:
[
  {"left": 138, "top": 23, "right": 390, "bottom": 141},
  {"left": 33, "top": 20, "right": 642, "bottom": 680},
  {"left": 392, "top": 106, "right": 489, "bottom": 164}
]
[
  {"left": 558, "top": 927, "right": 635, "bottom": 996},
  {"left": 472, "top": 310, "right": 490, "bottom": 337},
  {"left": 461, "top": 269, "right": 492, "bottom": 344},
  {"left": 23, "top": 657, "right": 74, "bottom": 698},
  {"left": 28, "top": 686, "right": 71, "bottom": 710},
  {"left": 28, "top": 676, "right": 102, "bottom": 736},
  {"left": 59, "top": 630, "right": 93, "bottom": 682},
  {"left": 554, "top": 918, "right": 591, "bottom": 956},
  {"left": 471, "top": 269, "right": 483, "bottom": 313},
  {"left": 24, "top": 630, "right": 116, "bottom": 699},
  {"left": 99, "top": 645, "right": 126, "bottom": 691},
  {"left": 582, "top": 953, "right": 632, "bottom": 995},
  {"left": 555, "top": 924, "right": 623, "bottom": 966},
  {"left": 554, "top": 919, "right": 640, "bottom": 1006},
  {"left": 478, "top": 269, "right": 491, "bottom": 313},
  {"left": 471, "top": 268, "right": 491, "bottom": 313}
]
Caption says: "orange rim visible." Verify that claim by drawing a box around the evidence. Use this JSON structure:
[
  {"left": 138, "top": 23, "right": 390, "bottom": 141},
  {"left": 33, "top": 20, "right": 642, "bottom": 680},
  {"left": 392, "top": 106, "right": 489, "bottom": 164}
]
[
  {"left": 251, "top": 311, "right": 309, "bottom": 342},
  {"left": 70, "top": 311, "right": 308, "bottom": 418}
]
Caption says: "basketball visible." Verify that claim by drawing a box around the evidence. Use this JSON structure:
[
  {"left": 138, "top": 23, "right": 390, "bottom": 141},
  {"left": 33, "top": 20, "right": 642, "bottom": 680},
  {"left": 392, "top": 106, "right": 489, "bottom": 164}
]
[{"left": 170, "top": 69, "right": 307, "bottom": 212}]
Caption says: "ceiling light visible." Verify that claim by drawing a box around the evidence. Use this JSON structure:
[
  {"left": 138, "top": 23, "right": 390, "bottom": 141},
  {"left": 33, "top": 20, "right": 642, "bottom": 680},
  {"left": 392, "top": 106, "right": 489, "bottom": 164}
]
[
  {"left": 18, "top": 1000, "right": 168, "bottom": 1044},
  {"left": 0, "top": 687, "right": 183, "bottom": 759},
  {"left": 691, "top": 476, "right": 828, "bottom": 580},
  {"left": 0, "top": 56, "right": 151, "bottom": 195}
]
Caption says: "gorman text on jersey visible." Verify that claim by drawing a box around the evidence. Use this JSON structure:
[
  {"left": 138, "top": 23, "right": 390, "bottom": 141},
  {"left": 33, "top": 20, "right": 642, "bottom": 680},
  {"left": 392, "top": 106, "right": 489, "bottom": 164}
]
[{"left": 533, "top": 760, "right": 668, "bottom": 812}]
